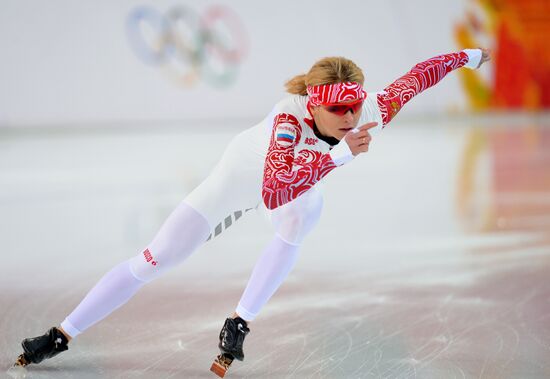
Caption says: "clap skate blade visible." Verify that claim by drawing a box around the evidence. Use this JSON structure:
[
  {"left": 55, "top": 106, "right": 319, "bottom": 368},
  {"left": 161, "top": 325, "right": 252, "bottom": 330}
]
[
  {"left": 13, "top": 354, "right": 29, "bottom": 367},
  {"left": 210, "top": 353, "right": 234, "bottom": 378}
]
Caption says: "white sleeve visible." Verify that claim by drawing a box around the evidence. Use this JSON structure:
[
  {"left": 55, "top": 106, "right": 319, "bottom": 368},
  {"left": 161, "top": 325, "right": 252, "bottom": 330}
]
[
  {"left": 329, "top": 138, "right": 355, "bottom": 166},
  {"left": 462, "top": 49, "right": 483, "bottom": 69}
]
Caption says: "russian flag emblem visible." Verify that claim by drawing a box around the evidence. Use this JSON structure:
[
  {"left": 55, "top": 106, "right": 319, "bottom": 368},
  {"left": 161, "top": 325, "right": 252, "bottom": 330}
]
[{"left": 275, "top": 123, "right": 296, "bottom": 147}]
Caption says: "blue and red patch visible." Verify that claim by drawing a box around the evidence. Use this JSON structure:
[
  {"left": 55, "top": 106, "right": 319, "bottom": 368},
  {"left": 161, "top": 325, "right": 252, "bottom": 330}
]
[{"left": 275, "top": 123, "right": 297, "bottom": 147}]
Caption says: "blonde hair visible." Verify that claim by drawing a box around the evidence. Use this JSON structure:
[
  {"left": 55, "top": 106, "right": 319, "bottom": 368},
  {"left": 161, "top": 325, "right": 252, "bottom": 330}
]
[{"left": 285, "top": 57, "right": 365, "bottom": 95}]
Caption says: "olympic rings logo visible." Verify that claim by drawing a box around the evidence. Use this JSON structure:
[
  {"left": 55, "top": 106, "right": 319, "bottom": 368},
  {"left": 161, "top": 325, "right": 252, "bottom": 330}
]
[{"left": 126, "top": 5, "right": 249, "bottom": 88}]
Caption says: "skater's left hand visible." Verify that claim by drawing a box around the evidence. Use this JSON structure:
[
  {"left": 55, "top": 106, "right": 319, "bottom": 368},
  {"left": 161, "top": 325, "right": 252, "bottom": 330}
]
[{"left": 477, "top": 48, "right": 491, "bottom": 68}]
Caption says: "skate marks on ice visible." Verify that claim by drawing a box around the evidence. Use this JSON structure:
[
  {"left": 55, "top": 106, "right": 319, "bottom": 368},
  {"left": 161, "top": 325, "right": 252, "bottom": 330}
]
[
  {"left": 6, "top": 365, "right": 26, "bottom": 379},
  {"left": 2, "top": 246, "right": 550, "bottom": 379},
  {"left": 245, "top": 260, "right": 550, "bottom": 378}
]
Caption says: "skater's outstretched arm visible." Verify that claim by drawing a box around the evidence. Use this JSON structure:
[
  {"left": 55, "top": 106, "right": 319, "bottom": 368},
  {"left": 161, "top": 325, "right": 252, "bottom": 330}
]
[{"left": 376, "top": 48, "right": 491, "bottom": 125}]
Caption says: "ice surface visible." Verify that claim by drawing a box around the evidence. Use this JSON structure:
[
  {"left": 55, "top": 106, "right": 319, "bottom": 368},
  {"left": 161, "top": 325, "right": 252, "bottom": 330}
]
[{"left": 1, "top": 118, "right": 549, "bottom": 378}]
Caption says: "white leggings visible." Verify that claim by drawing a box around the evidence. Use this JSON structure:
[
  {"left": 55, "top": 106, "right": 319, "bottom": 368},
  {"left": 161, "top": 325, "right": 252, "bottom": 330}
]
[{"left": 61, "top": 129, "right": 323, "bottom": 337}]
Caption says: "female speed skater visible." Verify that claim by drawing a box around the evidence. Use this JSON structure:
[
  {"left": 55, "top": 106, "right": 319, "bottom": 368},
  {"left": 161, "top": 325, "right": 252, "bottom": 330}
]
[{"left": 14, "top": 48, "right": 490, "bottom": 377}]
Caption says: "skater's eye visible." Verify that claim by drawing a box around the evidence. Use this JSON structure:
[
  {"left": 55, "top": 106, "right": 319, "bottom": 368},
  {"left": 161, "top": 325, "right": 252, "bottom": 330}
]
[{"left": 325, "top": 105, "right": 349, "bottom": 115}]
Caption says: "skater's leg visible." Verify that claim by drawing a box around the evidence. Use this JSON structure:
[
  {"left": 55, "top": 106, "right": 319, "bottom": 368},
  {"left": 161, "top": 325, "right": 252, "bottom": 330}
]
[
  {"left": 236, "top": 189, "right": 323, "bottom": 321},
  {"left": 211, "top": 189, "right": 322, "bottom": 374},
  {"left": 235, "top": 236, "right": 300, "bottom": 321},
  {"left": 128, "top": 201, "right": 211, "bottom": 282},
  {"left": 58, "top": 135, "right": 264, "bottom": 339},
  {"left": 60, "top": 202, "right": 210, "bottom": 338},
  {"left": 18, "top": 130, "right": 264, "bottom": 367},
  {"left": 59, "top": 259, "right": 145, "bottom": 339}
]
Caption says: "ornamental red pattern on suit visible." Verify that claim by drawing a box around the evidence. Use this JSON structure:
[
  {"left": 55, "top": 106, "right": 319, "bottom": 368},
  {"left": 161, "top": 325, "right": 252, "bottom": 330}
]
[
  {"left": 263, "top": 52, "right": 470, "bottom": 209},
  {"left": 376, "top": 51, "right": 469, "bottom": 125},
  {"left": 262, "top": 113, "right": 336, "bottom": 209}
]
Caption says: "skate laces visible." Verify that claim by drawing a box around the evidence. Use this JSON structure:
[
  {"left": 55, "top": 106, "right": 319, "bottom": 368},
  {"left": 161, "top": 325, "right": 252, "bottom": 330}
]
[
  {"left": 221, "top": 318, "right": 249, "bottom": 348},
  {"left": 52, "top": 328, "right": 69, "bottom": 351},
  {"left": 237, "top": 323, "right": 249, "bottom": 335}
]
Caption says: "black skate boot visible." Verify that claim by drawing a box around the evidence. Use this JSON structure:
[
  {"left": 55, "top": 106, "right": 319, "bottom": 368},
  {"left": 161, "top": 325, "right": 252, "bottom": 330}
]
[
  {"left": 218, "top": 317, "right": 249, "bottom": 361},
  {"left": 14, "top": 327, "right": 69, "bottom": 367},
  {"left": 210, "top": 317, "right": 250, "bottom": 378}
]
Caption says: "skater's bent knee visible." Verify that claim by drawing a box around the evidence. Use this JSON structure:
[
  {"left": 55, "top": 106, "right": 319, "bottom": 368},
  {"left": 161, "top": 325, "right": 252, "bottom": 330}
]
[{"left": 270, "top": 190, "right": 323, "bottom": 245}]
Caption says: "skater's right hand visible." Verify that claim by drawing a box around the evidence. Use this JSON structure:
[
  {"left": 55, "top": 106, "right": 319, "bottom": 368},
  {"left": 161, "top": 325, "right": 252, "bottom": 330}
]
[
  {"left": 344, "top": 121, "right": 377, "bottom": 156},
  {"left": 329, "top": 121, "right": 377, "bottom": 166}
]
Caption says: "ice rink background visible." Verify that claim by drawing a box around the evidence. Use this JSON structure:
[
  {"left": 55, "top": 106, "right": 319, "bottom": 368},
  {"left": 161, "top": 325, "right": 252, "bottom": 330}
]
[
  {"left": 1, "top": 116, "right": 549, "bottom": 378},
  {"left": 1, "top": 0, "right": 550, "bottom": 378}
]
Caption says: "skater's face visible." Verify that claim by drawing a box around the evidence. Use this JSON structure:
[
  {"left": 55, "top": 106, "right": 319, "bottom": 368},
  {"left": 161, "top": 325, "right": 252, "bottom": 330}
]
[{"left": 311, "top": 99, "right": 363, "bottom": 140}]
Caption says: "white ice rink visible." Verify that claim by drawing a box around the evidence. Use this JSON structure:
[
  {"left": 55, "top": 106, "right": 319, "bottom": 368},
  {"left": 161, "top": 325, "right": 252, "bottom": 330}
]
[{"left": 1, "top": 116, "right": 549, "bottom": 378}]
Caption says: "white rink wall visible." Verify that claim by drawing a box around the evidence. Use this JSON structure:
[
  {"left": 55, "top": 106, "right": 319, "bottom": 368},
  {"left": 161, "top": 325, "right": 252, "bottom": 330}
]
[{"left": 0, "top": 0, "right": 473, "bottom": 127}]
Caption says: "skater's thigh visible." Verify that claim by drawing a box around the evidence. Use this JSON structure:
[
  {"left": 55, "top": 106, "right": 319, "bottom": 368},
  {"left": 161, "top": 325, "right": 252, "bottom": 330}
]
[
  {"left": 186, "top": 129, "right": 265, "bottom": 232},
  {"left": 269, "top": 187, "right": 324, "bottom": 245}
]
